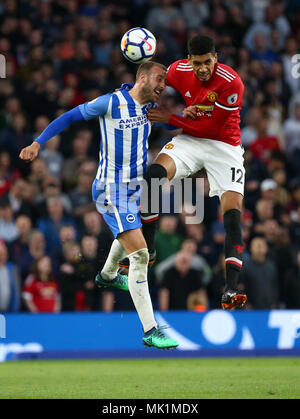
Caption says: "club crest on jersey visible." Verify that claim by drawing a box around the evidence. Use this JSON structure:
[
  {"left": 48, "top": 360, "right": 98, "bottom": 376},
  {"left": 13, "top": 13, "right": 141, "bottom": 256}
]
[
  {"left": 126, "top": 214, "right": 136, "bottom": 223},
  {"left": 207, "top": 91, "right": 218, "bottom": 102},
  {"left": 165, "top": 143, "right": 174, "bottom": 150}
]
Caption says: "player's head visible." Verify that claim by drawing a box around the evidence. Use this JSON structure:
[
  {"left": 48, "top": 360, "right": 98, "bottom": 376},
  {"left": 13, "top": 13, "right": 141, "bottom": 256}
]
[
  {"left": 135, "top": 61, "right": 167, "bottom": 103},
  {"left": 187, "top": 35, "right": 217, "bottom": 82}
]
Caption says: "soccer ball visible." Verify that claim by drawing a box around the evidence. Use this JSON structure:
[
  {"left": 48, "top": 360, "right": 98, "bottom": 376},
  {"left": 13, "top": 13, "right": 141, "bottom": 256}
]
[{"left": 120, "top": 27, "right": 156, "bottom": 64}]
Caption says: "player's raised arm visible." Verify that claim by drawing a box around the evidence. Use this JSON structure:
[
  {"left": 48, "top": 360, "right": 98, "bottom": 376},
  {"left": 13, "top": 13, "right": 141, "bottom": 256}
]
[
  {"left": 148, "top": 77, "right": 244, "bottom": 139},
  {"left": 19, "top": 93, "right": 112, "bottom": 162},
  {"left": 19, "top": 107, "right": 84, "bottom": 162}
]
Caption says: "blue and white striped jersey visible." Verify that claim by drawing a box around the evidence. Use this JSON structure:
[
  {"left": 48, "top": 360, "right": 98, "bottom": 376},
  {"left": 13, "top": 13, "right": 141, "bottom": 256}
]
[{"left": 79, "top": 84, "right": 156, "bottom": 184}]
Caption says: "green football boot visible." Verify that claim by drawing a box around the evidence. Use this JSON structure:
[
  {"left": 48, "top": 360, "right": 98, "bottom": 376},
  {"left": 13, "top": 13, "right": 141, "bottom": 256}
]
[
  {"left": 95, "top": 271, "right": 129, "bottom": 291},
  {"left": 142, "top": 326, "right": 179, "bottom": 350}
]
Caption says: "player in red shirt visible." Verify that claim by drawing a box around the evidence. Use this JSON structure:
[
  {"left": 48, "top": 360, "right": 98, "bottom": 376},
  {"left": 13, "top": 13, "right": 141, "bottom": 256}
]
[{"left": 120, "top": 35, "right": 247, "bottom": 310}]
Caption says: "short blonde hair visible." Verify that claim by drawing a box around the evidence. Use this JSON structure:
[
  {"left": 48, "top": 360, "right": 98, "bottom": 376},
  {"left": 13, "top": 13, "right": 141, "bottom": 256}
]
[{"left": 136, "top": 61, "right": 167, "bottom": 81}]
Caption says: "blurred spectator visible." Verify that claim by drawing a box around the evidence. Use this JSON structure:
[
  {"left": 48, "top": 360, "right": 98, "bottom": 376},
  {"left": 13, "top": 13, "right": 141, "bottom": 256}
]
[
  {"left": 260, "top": 178, "right": 283, "bottom": 219},
  {"left": 243, "top": 3, "right": 290, "bottom": 50},
  {"left": 62, "top": 134, "right": 92, "bottom": 190},
  {"left": 18, "top": 229, "right": 46, "bottom": 283},
  {"left": 0, "top": 239, "right": 20, "bottom": 312},
  {"left": 240, "top": 236, "right": 279, "bottom": 309},
  {"left": 58, "top": 241, "right": 82, "bottom": 311},
  {"left": 249, "top": 32, "right": 280, "bottom": 67},
  {"left": 241, "top": 106, "right": 263, "bottom": 146},
  {"left": 250, "top": 117, "right": 281, "bottom": 164},
  {"left": 284, "top": 250, "right": 300, "bottom": 308},
  {"left": 0, "top": 150, "right": 20, "bottom": 197},
  {"left": 243, "top": 146, "right": 270, "bottom": 211},
  {"left": 50, "top": 224, "right": 77, "bottom": 277},
  {"left": 282, "top": 36, "right": 300, "bottom": 93},
  {"left": 210, "top": 220, "right": 226, "bottom": 266},
  {"left": 0, "top": 196, "right": 19, "bottom": 244},
  {"left": 35, "top": 175, "right": 72, "bottom": 219},
  {"left": 154, "top": 237, "right": 211, "bottom": 286},
  {"left": 181, "top": 0, "right": 209, "bottom": 30},
  {"left": 207, "top": 253, "right": 226, "bottom": 309},
  {"left": 0, "top": 112, "right": 32, "bottom": 160},
  {"left": 5, "top": 178, "right": 27, "bottom": 216},
  {"left": 283, "top": 103, "right": 300, "bottom": 160},
  {"left": 39, "top": 135, "right": 63, "bottom": 179},
  {"left": 288, "top": 203, "right": 300, "bottom": 253},
  {"left": 271, "top": 168, "right": 290, "bottom": 207},
  {"left": 94, "top": 27, "right": 115, "bottom": 67},
  {"left": 69, "top": 160, "right": 97, "bottom": 218},
  {"left": 146, "top": 0, "right": 181, "bottom": 33},
  {"left": 10, "top": 178, "right": 39, "bottom": 224},
  {"left": 22, "top": 256, "right": 60, "bottom": 313},
  {"left": 27, "top": 157, "right": 49, "bottom": 198},
  {"left": 37, "top": 195, "right": 77, "bottom": 254},
  {"left": 252, "top": 198, "right": 274, "bottom": 234},
  {"left": 80, "top": 210, "right": 112, "bottom": 266},
  {"left": 77, "top": 235, "right": 100, "bottom": 310},
  {"left": 158, "top": 250, "right": 208, "bottom": 311},
  {"left": 154, "top": 215, "right": 182, "bottom": 266},
  {"left": 11, "top": 214, "right": 32, "bottom": 263}
]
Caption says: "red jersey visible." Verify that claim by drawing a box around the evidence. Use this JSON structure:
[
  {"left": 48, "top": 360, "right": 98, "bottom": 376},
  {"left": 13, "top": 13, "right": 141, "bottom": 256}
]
[
  {"left": 167, "top": 59, "right": 244, "bottom": 146},
  {"left": 23, "top": 275, "right": 59, "bottom": 312}
]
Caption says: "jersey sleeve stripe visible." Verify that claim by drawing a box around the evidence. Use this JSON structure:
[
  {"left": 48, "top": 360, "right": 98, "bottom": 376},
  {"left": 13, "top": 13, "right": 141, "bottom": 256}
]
[
  {"left": 215, "top": 101, "right": 239, "bottom": 111},
  {"left": 142, "top": 123, "right": 149, "bottom": 177},
  {"left": 130, "top": 128, "right": 138, "bottom": 180},
  {"left": 111, "top": 94, "right": 121, "bottom": 118},
  {"left": 216, "top": 66, "right": 236, "bottom": 79},
  {"left": 120, "top": 89, "right": 137, "bottom": 117},
  {"left": 215, "top": 71, "right": 233, "bottom": 82}
]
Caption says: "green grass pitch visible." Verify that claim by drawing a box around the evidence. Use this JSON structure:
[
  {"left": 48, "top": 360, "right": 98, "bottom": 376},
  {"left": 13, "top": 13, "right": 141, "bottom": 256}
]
[{"left": 1, "top": 357, "right": 300, "bottom": 399}]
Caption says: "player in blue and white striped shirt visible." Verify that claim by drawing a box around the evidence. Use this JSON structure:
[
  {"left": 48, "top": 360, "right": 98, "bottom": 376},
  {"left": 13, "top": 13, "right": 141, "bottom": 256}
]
[{"left": 19, "top": 61, "right": 178, "bottom": 350}]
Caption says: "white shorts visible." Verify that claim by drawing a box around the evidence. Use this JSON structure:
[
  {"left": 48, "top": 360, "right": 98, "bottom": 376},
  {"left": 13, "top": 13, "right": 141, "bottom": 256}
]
[{"left": 159, "top": 134, "right": 245, "bottom": 198}]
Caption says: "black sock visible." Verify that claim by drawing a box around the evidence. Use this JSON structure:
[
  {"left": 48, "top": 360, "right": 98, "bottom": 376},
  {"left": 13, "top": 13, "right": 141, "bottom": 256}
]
[
  {"left": 223, "top": 209, "right": 243, "bottom": 290},
  {"left": 142, "top": 219, "right": 158, "bottom": 254},
  {"left": 140, "top": 163, "right": 167, "bottom": 253}
]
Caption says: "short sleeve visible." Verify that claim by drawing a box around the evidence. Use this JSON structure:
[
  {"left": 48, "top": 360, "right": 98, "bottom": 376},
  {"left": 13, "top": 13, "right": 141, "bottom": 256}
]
[
  {"left": 22, "top": 276, "right": 35, "bottom": 300},
  {"left": 78, "top": 93, "right": 112, "bottom": 121},
  {"left": 216, "top": 77, "right": 244, "bottom": 110},
  {"left": 166, "top": 62, "right": 179, "bottom": 90}
]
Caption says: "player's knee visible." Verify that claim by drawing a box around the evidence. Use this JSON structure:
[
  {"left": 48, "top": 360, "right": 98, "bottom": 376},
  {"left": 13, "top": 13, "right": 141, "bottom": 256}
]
[
  {"left": 146, "top": 164, "right": 167, "bottom": 182},
  {"left": 128, "top": 248, "right": 149, "bottom": 267}
]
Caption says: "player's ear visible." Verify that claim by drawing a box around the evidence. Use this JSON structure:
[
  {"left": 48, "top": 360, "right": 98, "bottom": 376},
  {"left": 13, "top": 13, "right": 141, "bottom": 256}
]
[{"left": 138, "top": 72, "right": 147, "bottom": 83}]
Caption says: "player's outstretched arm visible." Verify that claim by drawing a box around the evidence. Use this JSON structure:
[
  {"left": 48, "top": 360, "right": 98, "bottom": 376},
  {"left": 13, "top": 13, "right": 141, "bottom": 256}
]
[
  {"left": 19, "top": 107, "right": 84, "bottom": 162},
  {"left": 19, "top": 93, "right": 112, "bottom": 163}
]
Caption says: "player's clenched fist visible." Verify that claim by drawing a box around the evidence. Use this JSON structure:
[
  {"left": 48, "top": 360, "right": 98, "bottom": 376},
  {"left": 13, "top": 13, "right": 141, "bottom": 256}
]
[
  {"left": 147, "top": 107, "right": 172, "bottom": 124},
  {"left": 19, "top": 141, "right": 41, "bottom": 162},
  {"left": 183, "top": 106, "right": 197, "bottom": 120}
]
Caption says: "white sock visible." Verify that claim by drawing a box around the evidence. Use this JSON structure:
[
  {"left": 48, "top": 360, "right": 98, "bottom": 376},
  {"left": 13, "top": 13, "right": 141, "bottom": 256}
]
[
  {"left": 101, "top": 239, "right": 126, "bottom": 281},
  {"left": 128, "top": 248, "right": 157, "bottom": 333}
]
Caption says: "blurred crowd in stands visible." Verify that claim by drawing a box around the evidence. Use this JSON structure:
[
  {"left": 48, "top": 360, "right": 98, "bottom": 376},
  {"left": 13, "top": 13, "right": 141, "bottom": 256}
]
[{"left": 0, "top": 0, "right": 300, "bottom": 313}]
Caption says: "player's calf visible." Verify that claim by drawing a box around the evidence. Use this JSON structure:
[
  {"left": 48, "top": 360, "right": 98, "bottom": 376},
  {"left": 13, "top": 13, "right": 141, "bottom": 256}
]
[{"left": 127, "top": 248, "right": 157, "bottom": 333}]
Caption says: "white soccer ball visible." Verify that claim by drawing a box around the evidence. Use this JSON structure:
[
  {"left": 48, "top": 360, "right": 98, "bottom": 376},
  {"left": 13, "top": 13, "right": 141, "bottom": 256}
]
[{"left": 120, "top": 27, "right": 156, "bottom": 64}]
